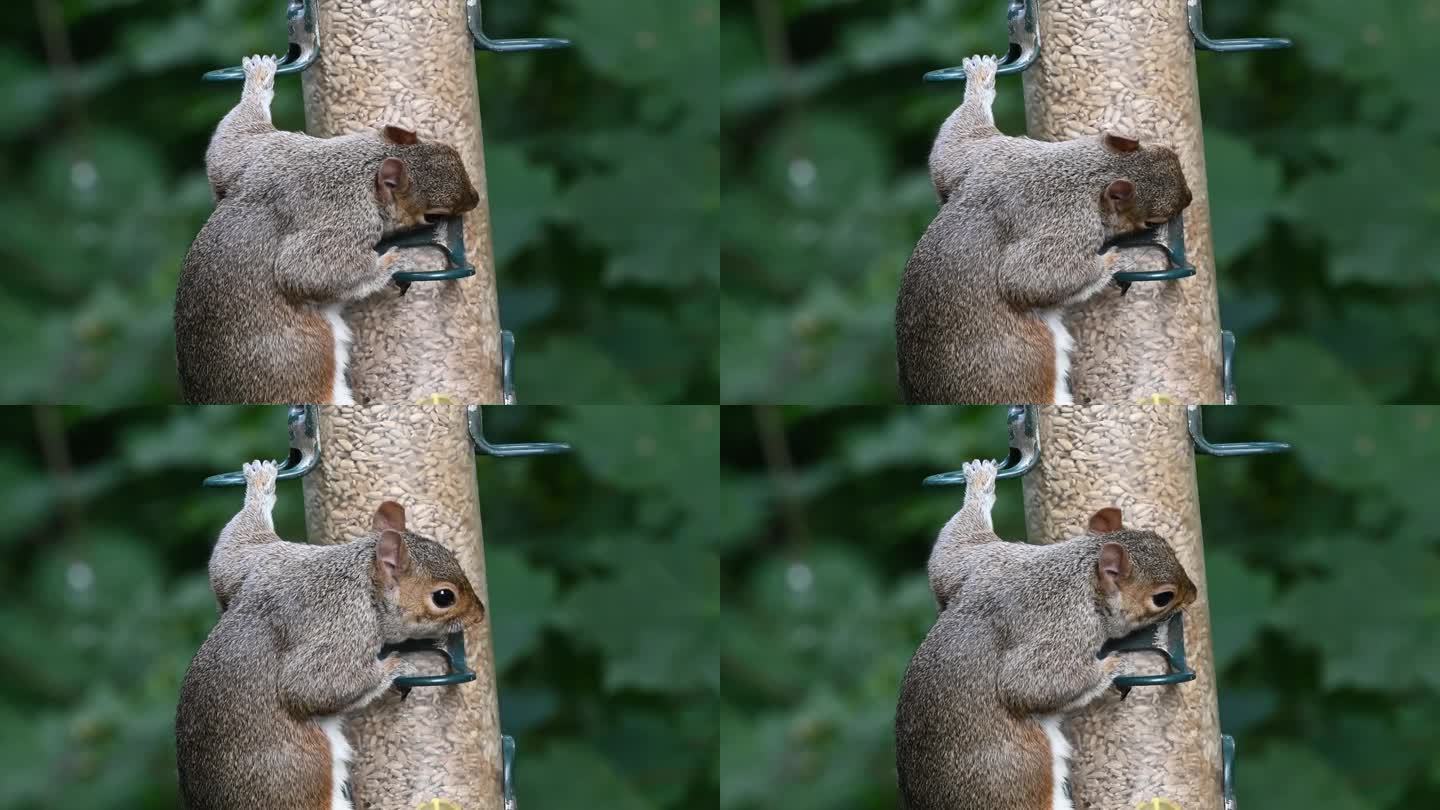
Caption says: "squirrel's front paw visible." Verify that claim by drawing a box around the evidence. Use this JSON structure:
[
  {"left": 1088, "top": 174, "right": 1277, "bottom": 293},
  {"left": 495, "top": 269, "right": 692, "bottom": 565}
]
[
  {"left": 377, "top": 247, "right": 404, "bottom": 273},
  {"left": 383, "top": 654, "right": 421, "bottom": 682},
  {"left": 962, "top": 458, "right": 999, "bottom": 490},
  {"left": 243, "top": 54, "right": 278, "bottom": 92},
  {"left": 242, "top": 459, "right": 279, "bottom": 495},
  {"left": 963, "top": 54, "right": 999, "bottom": 88},
  {"left": 1100, "top": 652, "right": 1132, "bottom": 685}
]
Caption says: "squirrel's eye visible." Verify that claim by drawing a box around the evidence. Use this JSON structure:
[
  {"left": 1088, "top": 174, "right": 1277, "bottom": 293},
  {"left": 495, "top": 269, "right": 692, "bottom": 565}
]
[
  {"left": 432, "top": 588, "right": 456, "bottom": 609},
  {"left": 1152, "top": 591, "right": 1175, "bottom": 608}
]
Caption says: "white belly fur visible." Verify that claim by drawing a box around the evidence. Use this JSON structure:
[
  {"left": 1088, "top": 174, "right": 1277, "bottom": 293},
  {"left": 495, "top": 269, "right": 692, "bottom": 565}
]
[
  {"left": 318, "top": 717, "right": 354, "bottom": 810},
  {"left": 1039, "top": 715, "right": 1074, "bottom": 810},
  {"left": 322, "top": 305, "right": 355, "bottom": 406},
  {"left": 1039, "top": 310, "right": 1074, "bottom": 405}
]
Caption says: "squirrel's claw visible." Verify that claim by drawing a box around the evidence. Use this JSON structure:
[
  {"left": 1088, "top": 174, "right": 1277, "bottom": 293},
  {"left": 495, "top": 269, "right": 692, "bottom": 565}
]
[{"left": 961, "top": 458, "right": 999, "bottom": 490}]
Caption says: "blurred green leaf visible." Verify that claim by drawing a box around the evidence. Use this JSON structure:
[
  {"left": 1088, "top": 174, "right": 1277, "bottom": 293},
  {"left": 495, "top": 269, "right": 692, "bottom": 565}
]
[
  {"left": 1239, "top": 743, "right": 1375, "bottom": 810},
  {"left": 525, "top": 742, "right": 658, "bottom": 810},
  {"left": 555, "top": 542, "right": 718, "bottom": 693}
]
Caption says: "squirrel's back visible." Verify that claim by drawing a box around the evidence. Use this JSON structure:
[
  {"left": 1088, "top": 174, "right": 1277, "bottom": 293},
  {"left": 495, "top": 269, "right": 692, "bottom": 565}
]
[
  {"left": 897, "top": 137, "right": 1123, "bottom": 404},
  {"left": 176, "top": 600, "right": 339, "bottom": 810},
  {"left": 896, "top": 203, "right": 1059, "bottom": 404},
  {"left": 174, "top": 131, "right": 389, "bottom": 405},
  {"left": 174, "top": 199, "right": 339, "bottom": 404},
  {"left": 896, "top": 540, "right": 1104, "bottom": 810},
  {"left": 177, "top": 541, "right": 374, "bottom": 809}
]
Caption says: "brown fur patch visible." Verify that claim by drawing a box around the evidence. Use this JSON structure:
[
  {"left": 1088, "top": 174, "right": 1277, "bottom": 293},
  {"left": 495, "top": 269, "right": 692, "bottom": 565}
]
[
  {"left": 295, "top": 721, "right": 334, "bottom": 810},
  {"left": 294, "top": 308, "right": 339, "bottom": 403},
  {"left": 1017, "top": 720, "right": 1054, "bottom": 809},
  {"left": 1014, "top": 315, "right": 1059, "bottom": 403}
]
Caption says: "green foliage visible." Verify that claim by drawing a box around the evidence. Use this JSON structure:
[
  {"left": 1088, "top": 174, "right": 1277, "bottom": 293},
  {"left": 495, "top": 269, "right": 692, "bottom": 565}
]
[
  {"left": 721, "top": 405, "right": 1440, "bottom": 809},
  {"left": 0, "top": 404, "right": 717, "bottom": 809},
  {"left": 721, "top": 0, "right": 1440, "bottom": 403},
  {"left": 0, "top": 0, "right": 717, "bottom": 404}
]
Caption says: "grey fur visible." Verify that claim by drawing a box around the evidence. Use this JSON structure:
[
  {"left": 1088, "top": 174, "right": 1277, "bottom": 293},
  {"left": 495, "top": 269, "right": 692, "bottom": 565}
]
[
  {"left": 895, "top": 460, "right": 1196, "bottom": 809},
  {"left": 896, "top": 55, "right": 1192, "bottom": 404},
  {"left": 175, "top": 55, "right": 480, "bottom": 404},
  {"left": 176, "top": 461, "right": 482, "bottom": 809}
]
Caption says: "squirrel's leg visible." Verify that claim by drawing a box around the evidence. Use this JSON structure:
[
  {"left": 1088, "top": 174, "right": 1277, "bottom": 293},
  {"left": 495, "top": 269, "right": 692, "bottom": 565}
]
[
  {"left": 998, "top": 645, "right": 1117, "bottom": 810},
  {"left": 277, "top": 632, "right": 405, "bottom": 718},
  {"left": 929, "top": 55, "right": 1002, "bottom": 200},
  {"left": 954, "top": 55, "right": 1000, "bottom": 135},
  {"left": 993, "top": 234, "right": 1115, "bottom": 405},
  {"left": 276, "top": 230, "right": 403, "bottom": 305},
  {"left": 927, "top": 459, "right": 1001, "bottom": 609},
  {"left": 946, "top": 459, "right": 999, "bottom": 536},
  {"left": 1061, "top": 654, "right": 1126, "bottom": 712},
  {"left": 209, "top": 459, "right": 282, "bottom": 610},
  {"left": 206, "top": 54, "right": 280, "bottom": 201},
  {"left": 997, "top": 233, "right": 1114, "bottom": 312},
  {"left": 997, "top": 639, "right": 1118, "bottom": 717},
  {"left": 936, "top": 55, "right": 1001, "bottom": 142},
  {"left": 272, "top": 234, "right": 400, "bottom": 405}
]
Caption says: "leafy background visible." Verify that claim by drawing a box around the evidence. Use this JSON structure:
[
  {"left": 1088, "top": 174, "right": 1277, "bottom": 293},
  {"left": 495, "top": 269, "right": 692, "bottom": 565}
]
[
  {"left": 721, "top": 405, "right": 1440, "bottom": 809},
  {"left": 721, "top": 0, "right": 1440, "bottom": 403},
  {"left": 0, "top": 0, "right": 717, "bottom": 405},
  {"left": 0, "top": 404, "right": 719, "bottom": 809}
]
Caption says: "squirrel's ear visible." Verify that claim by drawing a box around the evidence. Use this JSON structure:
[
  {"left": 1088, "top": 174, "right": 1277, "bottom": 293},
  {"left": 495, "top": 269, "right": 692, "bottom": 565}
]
[
  {"left": 382, "top": 125, "right": 419, "bottom": 145},
  {"left": 376, "top": 158, "right": 409, "bottom": 203},
  {"left": 1102, "top": 133, "right": 1141, "bottom": 153},
  {"left": 375, "top": 529, "right": 410, "bottom": 585},
  {"left": 1104, "top": 179, "right": 1135, "bottom": 209},
  {"left": 373, "top": 501, "right": 407, "bottom": 533},
  {"left": 1088, "top": 507, "right": 1123, "bottom": 534},
  {"left": 1097, "top": 542, "right": 1132, "bottom": 594}
]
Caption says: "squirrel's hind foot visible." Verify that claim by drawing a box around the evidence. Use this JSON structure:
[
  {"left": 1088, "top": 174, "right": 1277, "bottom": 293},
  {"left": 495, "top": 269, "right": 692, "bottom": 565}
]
[
  {"left": 962, "top": 54, "right": 999, "bottom": 90},
  {"left": 242, "top": 54, "right": 278, "bottom": 94},
  {"left": 961, "top": 458, "right": 999, "bottom": 491},
  {"left": 242, "top": 459, "right": 279, "bottom": 497}
]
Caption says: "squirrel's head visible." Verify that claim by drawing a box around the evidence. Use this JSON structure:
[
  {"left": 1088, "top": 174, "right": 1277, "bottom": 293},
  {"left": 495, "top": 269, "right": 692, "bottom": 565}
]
[
  {"left": 368, "top": 501, "right": 486, "bottom": 641},
  {"left": 1096, "top": 133, "right": 1193, "bottom": 235},
  {"left": 1086, "top": 507, "right": 1197, "bottom": 638},
  {"left": 374, "top": 125, "right": 481, "bottom": 228}
]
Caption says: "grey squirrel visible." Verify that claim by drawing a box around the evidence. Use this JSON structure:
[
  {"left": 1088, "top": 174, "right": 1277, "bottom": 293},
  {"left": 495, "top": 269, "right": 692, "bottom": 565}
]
[
  {"left": 895, "top": 55, "right": 1194, "bottom": 405},
  {"left": 895, "top": 459, "right": 1197, "bottom": 810},
  {"left": 175, "top": 54, "right": 481, "bottom": 405},
  {"left": 176, "top": 460, "right": 485, "bottom": 810}
]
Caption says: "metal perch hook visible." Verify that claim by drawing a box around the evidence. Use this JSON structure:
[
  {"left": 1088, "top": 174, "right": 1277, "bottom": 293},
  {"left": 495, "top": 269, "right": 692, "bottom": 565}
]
[
  {"left": 203, "top": 405, "right": 320, "bottom": 487},
  {"left": 468, "top": 405, "right": 572, "bottom": 458},
  {"left": 1222, "top": 734, "right": 1238, "bottom": 810},
  {"left": 1187, "top": 405, "right": 1291, "bottom": 457},
  {"left": 501, "top": 330, "right": 519, "bottom": 405},
  {"left": 379, "top": 631, "right": 477, "bottom": 698},
  {"left": 375, "top": 216, "right": 477, "bottom": 295},
  {"left": 1188, "top": 0, "right": 1292, "bottom": 53},
  {"left": 924, "top": 0, "right": 1039, "bottom": 83},
  {"left": 1100, "top": 213, "right": 1198, "bottom": 295},
  {"left": 203, "top": 0, "right": 318, "bottom": 82},
  {"left": 923, "top": 405, "right": 1040, "bottom": 487},
  {"left": 1221, "top": 330, "right": 1237, "bottom": 405},
  {"left": 468, "top": 0, "right": 571, "bottom": 53},
  {"left": 503, "top": 735, "right": 518, "bottom": 810},
  {"left": 1100, "top": 612, "right": 1197, "bottom": 697}
]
